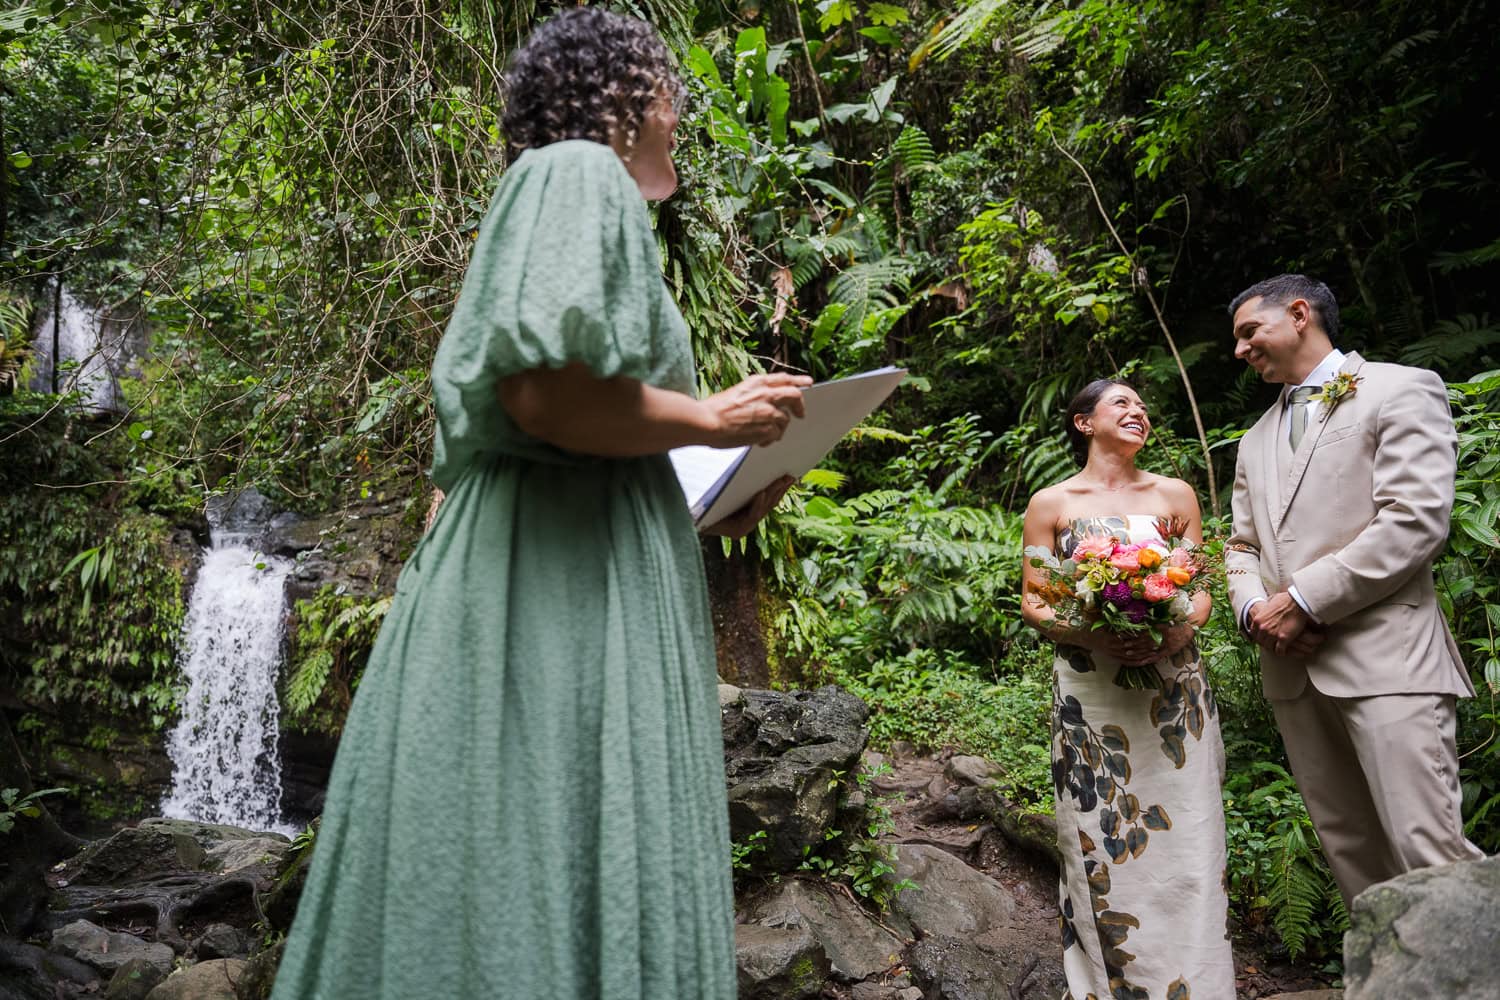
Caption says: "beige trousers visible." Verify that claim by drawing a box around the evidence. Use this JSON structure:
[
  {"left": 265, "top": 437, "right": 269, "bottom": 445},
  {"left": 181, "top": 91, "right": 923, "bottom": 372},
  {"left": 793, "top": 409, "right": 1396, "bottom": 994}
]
[{"left": 1271, "top": 687, "right": 1484, "bottom": 908}]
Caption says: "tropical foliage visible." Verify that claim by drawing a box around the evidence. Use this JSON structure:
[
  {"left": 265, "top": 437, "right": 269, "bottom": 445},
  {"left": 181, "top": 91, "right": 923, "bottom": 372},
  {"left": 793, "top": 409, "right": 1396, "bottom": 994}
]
[{"left": 3, "top": 0, "right": 1498, "bottom": 969}]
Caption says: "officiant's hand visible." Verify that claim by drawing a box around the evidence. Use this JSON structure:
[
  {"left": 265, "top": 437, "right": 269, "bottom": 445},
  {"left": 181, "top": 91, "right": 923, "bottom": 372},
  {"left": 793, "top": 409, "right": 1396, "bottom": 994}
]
[
  {"left": 700, "top": 476, "right": 797, "bottom": 539},
  {"left": 702, "top": 373, "right": 812, "bottom": 448}
]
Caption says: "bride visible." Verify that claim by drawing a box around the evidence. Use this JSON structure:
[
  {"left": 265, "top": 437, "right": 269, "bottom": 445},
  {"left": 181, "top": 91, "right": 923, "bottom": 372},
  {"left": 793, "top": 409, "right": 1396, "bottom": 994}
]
[{"left": 1020, "top": 378, "right": 1235, "bottom": 998}]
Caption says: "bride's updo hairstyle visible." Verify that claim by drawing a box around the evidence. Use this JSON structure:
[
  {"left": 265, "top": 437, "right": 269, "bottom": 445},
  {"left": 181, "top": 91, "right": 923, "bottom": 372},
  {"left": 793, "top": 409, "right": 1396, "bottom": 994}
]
[
  {"left": 501, "top": 8, "right": 686, "bottom": 161},
  {"left": 1065, "top": 378, "right": 1135, "bottom": 467}
]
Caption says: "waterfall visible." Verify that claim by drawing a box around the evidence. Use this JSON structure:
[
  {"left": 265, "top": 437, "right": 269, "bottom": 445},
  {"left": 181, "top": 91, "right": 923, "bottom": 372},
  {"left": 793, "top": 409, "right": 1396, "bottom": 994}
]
[
  {"left": 161, "top": 498, "right": 296, "bottom": 835},
  {"left": 28, "top": 280, "right": 143, "bottom": 414}
]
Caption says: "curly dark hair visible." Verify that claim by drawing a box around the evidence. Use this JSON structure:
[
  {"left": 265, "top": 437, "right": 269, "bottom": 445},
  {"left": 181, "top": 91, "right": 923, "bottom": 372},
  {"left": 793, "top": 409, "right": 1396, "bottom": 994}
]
[
  {"left": 1064, "top": 378, "right": 1136, "bottom": 467},
  {"left": 502, "top": 8, "right": 685, "bottom": 159}
]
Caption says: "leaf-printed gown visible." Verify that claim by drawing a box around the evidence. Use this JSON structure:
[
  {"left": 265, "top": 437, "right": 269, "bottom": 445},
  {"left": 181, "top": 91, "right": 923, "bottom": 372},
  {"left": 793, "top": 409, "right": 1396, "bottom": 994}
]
[
  {"left": 1051, "top": 515, "right": 1234, "bottom": 1000},
  {"left": 269, "top": 141, "right": 736, "bottom": 1000}
]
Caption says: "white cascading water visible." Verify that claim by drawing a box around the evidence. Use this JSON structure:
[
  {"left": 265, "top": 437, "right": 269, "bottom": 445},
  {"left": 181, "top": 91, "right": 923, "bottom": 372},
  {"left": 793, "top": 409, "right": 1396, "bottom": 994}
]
[
  {"left": 161, "top": 529, "right": 296, "bottom": 835},
  {"left": 28, "top": 282, "right": 121, "bottom": 413}
]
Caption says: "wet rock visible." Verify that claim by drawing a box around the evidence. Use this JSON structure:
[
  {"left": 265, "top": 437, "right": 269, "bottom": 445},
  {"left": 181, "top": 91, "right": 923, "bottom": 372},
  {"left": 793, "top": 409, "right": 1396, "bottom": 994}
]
[
  {"left": 722, "top": 686, "right": 870, "bottom": 870},
  {"left": 49, "top": 919, "right": 175, "bottom": 976},
  {"left": 145, "top": 958, "right": 246, "bottom": 1000},
  {"left": 745, "top": 879, "right": 905, "bottom": 981},
  {"left": 1344, "top": 855, "right": 1500, "bottom": 1000},
  {"left": 106, "top": 957, "right": 168, "bottom": 1000},
  {"left": 205, "top": 837, "right": 290, "bottom": 874},
  {"left": 136, "top": 818, "right": 287, "bottom": 849},
  {"left": 735, "top": 923, "right": 829, "bottom": 1000}
]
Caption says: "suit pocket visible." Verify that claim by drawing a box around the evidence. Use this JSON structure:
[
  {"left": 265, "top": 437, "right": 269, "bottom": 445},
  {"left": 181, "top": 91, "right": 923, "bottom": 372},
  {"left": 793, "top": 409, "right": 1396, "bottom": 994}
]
[{"left": 1315, "top": 422, "right": 1362, "bottom": 449}]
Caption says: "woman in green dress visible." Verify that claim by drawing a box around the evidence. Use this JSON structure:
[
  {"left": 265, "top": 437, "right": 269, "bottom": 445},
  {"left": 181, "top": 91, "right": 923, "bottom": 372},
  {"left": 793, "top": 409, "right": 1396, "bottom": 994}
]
[{"left": 270, "top": 10, "right": 809, "bottom": 998}]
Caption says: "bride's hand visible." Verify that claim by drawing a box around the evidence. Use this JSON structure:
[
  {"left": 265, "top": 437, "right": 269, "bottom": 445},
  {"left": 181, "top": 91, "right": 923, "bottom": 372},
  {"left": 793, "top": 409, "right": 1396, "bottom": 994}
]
[{"left": 1092, "top": 630, "right": 1161, "bottom": 666}]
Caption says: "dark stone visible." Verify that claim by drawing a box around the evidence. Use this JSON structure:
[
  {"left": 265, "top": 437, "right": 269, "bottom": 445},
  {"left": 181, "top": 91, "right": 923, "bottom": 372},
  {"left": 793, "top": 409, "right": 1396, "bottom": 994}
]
[
  {"left": 1344, "top": 855, "right": 1500, "bottom": 1000},
  {"left": 260, "top": 826, "right": 315, "bottom": 934},
  {"left": 0, "top": 937, "right": 101, "bottom": 1000},
  {"left": 234, "top": 941, "right": 283, "bottom": 1000},
  {"left": 906, "top": 936, "right": 1014, "bottom": 1000},
  {"left": 194, "top": 923, "right": 252, "bottom": 960},
  {"left": 64, "top": 827, "right": 205, "bottom": 886},
  {"left": 106, "top": 957, "right": 168, "bottom": 1000},
  {"left": 735, "top": 923, "right": 829, "bottom": 1000},
  {"left": 722, "top": 686, "right": 870, "bottom": 871}
]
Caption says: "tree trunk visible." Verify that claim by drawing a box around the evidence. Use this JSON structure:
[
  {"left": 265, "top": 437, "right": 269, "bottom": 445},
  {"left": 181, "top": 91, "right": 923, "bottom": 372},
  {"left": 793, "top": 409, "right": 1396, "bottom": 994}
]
[
  {"left": 700, "top": 542, "right": 771, "bottom": 689},
  {"left": 1, "top": 712, "right": 83, "bottom": 936}
]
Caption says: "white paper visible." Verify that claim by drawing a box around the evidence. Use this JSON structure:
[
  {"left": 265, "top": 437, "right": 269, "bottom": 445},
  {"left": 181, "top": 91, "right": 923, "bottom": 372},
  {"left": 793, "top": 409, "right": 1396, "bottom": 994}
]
[{"left": 669, "top": 366, "right": 907, "bottom": 526}]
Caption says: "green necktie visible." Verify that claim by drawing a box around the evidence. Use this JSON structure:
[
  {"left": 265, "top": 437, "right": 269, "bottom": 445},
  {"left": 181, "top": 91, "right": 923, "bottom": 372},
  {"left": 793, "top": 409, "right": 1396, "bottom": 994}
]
[{"left": 1288, "top": 385, "right": 1317, "bottom": 451}]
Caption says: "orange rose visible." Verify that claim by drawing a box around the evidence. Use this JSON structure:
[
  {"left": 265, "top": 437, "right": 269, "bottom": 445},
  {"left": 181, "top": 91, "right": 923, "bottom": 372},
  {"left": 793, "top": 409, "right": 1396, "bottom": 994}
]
[
  {"left": 1137, "top": 547, "right": 1164, "bottom": 569},
  {"left": 1166, "top": 566, "right": 1193, "bottom": 586}
]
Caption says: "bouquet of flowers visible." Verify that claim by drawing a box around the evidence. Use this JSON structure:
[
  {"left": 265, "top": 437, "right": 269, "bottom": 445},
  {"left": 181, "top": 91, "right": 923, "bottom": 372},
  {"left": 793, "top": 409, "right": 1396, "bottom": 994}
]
[{"left": 1025, "top": 516, "right": 1206, "bottom": 688}]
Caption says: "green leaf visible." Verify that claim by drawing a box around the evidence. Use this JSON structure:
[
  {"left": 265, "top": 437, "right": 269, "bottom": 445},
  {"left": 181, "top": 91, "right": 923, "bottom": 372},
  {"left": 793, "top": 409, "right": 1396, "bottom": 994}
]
[
  {"left": 859, "top": 26, "right": 901, "bottom": 46},
  {"left": 685, "top": 45, "right": 722, "bottom": 86},
  {"left": 8, "top": 151, "right": 32, "bottom": 169},
  {"left": 865, "top": 3, "right": 910, "bottom": 27},
  {"left": 817, "top": 0, "right": 855, "bottom": 31}
]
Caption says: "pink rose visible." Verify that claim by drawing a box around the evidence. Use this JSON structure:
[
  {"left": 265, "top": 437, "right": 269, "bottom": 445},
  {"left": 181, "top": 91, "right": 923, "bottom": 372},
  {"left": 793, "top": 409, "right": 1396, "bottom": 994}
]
[
  {"left": 1142, "top": 573, "right": 1178, "bottom": 602},
  {"left": 1108, "top": 544, "right": 1143, "bottom": 573},
  {"left": 1073, "top": 537, "right": 1116, "bottom": 561},
  {"left": 1165, "top": 547, "right": 1193, "bottom": 568}
]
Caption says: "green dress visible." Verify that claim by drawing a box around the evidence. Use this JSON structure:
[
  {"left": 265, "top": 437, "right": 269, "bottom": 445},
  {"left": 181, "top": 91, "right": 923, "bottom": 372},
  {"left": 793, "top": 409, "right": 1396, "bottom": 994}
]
[{"left": 270, "top": 140, "right": 736, "bottom": 1000}]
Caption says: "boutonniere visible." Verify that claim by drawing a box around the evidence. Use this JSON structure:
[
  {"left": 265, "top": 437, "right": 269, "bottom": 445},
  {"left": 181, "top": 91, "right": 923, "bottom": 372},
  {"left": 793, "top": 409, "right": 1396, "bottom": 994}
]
[{"left": 1310, "top": 372, "right": 1361, "bottom": 421}]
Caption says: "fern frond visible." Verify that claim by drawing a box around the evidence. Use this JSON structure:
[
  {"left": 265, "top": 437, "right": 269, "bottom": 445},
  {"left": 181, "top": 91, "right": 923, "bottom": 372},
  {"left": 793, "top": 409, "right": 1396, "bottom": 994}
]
[
  {"left": 829, "top": 256, "right": 913, "bottom": 335},
  {"left": 1399, "top": 314, "right": 1500, "bottom": 368}
]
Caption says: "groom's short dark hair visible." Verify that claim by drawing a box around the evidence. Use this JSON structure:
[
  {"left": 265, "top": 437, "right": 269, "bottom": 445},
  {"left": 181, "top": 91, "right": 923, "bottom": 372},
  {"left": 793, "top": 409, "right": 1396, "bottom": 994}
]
[{"left": 1229, "top": 274, "right": 1340, "bottom": 342}]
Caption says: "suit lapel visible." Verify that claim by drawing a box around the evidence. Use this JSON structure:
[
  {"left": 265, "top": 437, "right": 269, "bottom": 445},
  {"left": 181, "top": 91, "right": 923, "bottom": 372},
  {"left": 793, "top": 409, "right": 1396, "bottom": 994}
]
[
  {"left": 1260, "top": 390, "right": 1286, "bottom": 523},
  {"left": 1275, "top": 352, "right": 1366, "bottom": 532}
]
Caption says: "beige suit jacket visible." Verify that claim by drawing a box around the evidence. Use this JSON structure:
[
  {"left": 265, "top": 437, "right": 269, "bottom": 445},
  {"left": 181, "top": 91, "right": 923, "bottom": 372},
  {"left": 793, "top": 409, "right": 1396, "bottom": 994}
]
[{"left": 1225, "top": 352, "right": 1474, "bottom": 700}]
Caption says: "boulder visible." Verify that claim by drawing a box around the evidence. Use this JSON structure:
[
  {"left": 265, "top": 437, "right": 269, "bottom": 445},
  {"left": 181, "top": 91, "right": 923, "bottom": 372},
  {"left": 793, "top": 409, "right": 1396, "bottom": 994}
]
[
  {"left": 106, "top": 957, "right": 169, "bottom": 1000},
  {"left": 722, "top": 686, "right": 870, "bottom": 870},
  {"left": 49, "top": 919, "right": 176, "bottom": 976},
  {"left": 146, "top": 958, "right": 246, "bottom": 1000},
  {"left": 63, "top": 826, "right": 205, "bottom": 886},
  {"left": 735, "top": 923, "right": 829, "bottom": 1000},
  {"left": 205, "top": 837, "right": 291, "bottom": 874},
  {"left": 0, "top": 937, "right": 101, "bottom": 999},
  {"left": 1344, "top": 855, "right": 1500, "bottom": 1000},
  {"left": 944, "top": 756, "right": 1004, "bottom": 788},
  {"left": 194, "top": 922, "right": 253, "bottom": 960},
  {"left": 744, "top": 878, "right": 906, "bottom": 981},
  {"left": 137, "top": 818, "right": 288, "bottom": 849},
  {"left": 234, "top": 941, "right": 283, "bottom": 1000},
  {"left": 887, "top": 845, "right": 1016, "bottom": 939},
  {"left": 906, "top": 936, "right": 1015, "bottom": 1000}
]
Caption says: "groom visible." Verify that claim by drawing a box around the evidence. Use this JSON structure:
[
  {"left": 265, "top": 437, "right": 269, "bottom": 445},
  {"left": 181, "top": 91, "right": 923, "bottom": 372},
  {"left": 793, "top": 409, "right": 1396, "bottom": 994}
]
[{"left": 1224, "top": 273, "right": 1483, "bottom": 908}]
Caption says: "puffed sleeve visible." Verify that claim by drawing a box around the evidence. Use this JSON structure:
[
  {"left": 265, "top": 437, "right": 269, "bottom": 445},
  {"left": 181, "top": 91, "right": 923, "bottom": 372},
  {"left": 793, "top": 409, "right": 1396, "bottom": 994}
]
[{"left": 428, "top": 141, "right": 675, "bottom": 487}]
